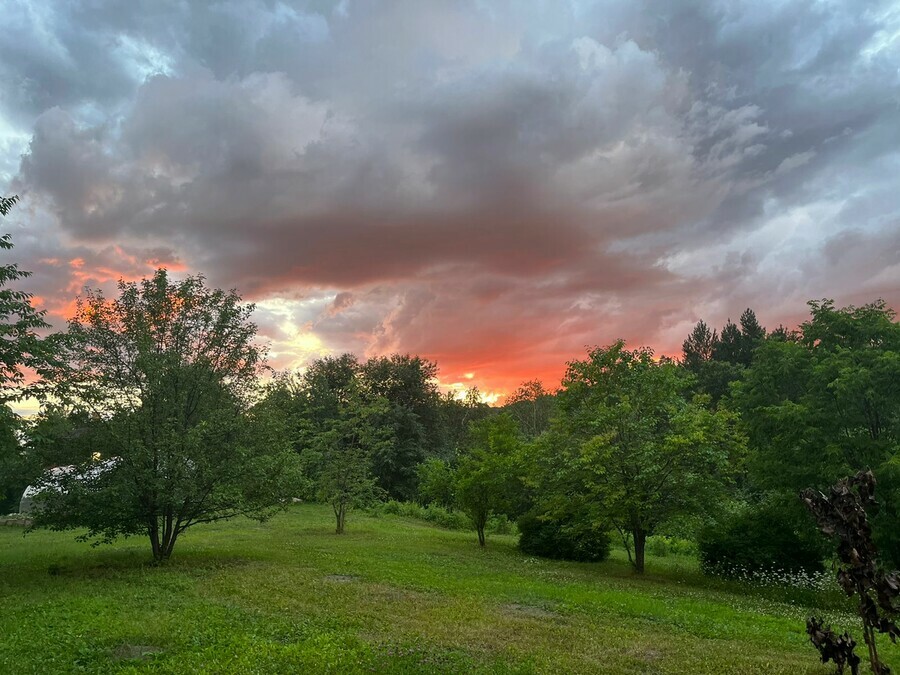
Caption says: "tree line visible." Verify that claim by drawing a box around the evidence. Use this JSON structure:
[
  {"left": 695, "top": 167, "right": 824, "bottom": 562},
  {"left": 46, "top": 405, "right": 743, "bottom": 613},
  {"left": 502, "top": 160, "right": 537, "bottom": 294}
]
[{"left": 1, "top": 195, "right": 899, "bottom": 576}]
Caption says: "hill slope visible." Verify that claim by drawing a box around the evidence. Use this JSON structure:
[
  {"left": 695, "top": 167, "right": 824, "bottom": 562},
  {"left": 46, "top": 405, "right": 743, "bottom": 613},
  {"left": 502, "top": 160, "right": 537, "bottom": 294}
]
[{"left": 0, "top": 504, "right": 892, "bottom": 673}]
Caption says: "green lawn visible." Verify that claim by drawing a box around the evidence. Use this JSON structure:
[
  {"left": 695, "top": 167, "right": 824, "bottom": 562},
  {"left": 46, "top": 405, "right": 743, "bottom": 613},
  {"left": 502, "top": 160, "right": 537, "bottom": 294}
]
[{"left": 0, "top": 505, "right": 894, "bottom": 674}]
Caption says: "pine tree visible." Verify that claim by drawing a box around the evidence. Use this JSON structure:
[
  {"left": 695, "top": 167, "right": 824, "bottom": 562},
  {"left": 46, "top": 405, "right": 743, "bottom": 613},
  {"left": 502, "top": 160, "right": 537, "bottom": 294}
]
[{"left": 682, "top": 321, "right": 717, "bottom": 371}]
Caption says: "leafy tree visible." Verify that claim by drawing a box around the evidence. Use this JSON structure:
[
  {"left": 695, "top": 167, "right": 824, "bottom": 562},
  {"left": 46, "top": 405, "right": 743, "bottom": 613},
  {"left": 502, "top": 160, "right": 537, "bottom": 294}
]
[
  {"left": 314, "top": 393, "right": 389, "bottom": 534},
  {"left": 0, "top": 195, "right": 50, "bottom": 396},
  {"left": 360, "top": 354, "right": 443, "bottom": 499},
  {"left": 416, "top": 457, "right": 456, "bottom": 510},
  {"left": 503, "top": 380, "right": 555, "bottom": 438},
  {"left": 274, "top": 354, "right": 392, "bottom": 533},
  {"left": 733, "top": 299, "right": 900, "bottom": 564},
  {"left": 0, "top": 195, "right": 51, "bottom": 509},
  {"left": 554, "top": 341, "right": 745, "bottom": 572},
  {"left": 32, "top": 270, "right": 300, "bottom": 561},
  {"left": 439, "top": 386, "right": 491, "bottom": 458},
  {"left": 455, "top": 414, "right": 521, "bottom": 547},
  {"left": 0, "top": 405, "right": 23, "bottom": 512}
]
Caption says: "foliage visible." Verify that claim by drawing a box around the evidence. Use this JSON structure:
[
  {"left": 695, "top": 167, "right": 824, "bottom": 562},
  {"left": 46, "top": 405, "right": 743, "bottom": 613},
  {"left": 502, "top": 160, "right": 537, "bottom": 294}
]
[
  {"left": 438, "top": 386, "right": 491, "bottom": 458},
  {"left": 698, "top": 500, "right": 825, "bottom": 576},
  {"left": 552, "top": 341, "right": 745, "bottom": 572},
  {"left": 802, "top": 470, "right": 900, "bottom": 675},
  {"left": 270, "top": 353, "right": 447, "bottom": 506},
  {"left": 274, "top": 354, "right": 391, "bottom": 534},
  {"left": 807, "top": 616, "right": 861, "bottom": 675},
  {"left": 360, "top": 354, "right": 443, "bottom": 500},
  {"left": 0, "top": 195, "right": 51, "bottom": 398},
  {"left": 680, "top": 308, "right": 765, "bottom": 403},
  {"left": 31, "top": 270, "right": 300, "bottom": 561},
  {"left": 313, "top": 394, "right": 389, "bottom": 534},
  {"left": 516, "top": 510, "right": 610, "bottom": 562},
  {"left": 734, "top": 299, "right": 900, "bottom": 565},
  {"left": 502, "top": 380, "right": 555, "bottom": 438},
  {"left": 376, "top": 499, "right": 515, "bottom": 534},
  {"left": 0, "top": 195, "right": 52, "bottom": 508},
  {"left": 454, "top": 414, "right": 522, "bottom": 547},
  {"left": 415, "top": 457, "right": 456, "bottom": 510},
  {"left": 0, "top": 404, "right": 22, "bottom": 511}
]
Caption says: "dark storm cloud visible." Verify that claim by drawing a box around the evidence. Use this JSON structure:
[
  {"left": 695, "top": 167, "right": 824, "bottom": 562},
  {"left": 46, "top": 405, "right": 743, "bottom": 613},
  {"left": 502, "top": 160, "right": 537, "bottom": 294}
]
[{"left": 3, "top": 0, "right": 900, "bottom": 396}]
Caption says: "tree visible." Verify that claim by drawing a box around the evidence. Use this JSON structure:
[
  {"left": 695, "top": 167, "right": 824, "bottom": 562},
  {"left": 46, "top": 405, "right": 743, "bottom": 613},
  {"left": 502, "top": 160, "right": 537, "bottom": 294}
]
[
  {"left": 0, "top": 195, "right": 51, "bottom": 509},
  {"left": 360, "top": 354, "right": 442, "bottom": 499},
  {"left": 714, "top": 319, "right": 743, "bottom": 364},
  {"left": 0, "top": 195, "right": 50, "bottom": 397},
  {"left": 314, "top": 394, "right": 388, "bottom": 534},
  {"left": 681, "top": 319, "right": 740, "bottom": 405},
  {"left": 733, "top": 299, "right": 900, "bottom": 564},
  {"left": 439, "top": 386, "right": 491, "bottom": 458},
  {"left": 33, "top": 270, "right": 300, "bottom": 561},
  {"left": 279, "top": 354, "right": 391, "bottom": 533},
  {"left": 455, "top": 414, "right": 521, "bottom": 547},
  {"left": 555, "top": 341, "right": 744, "bottom": 573},
  {"left": 682, "top": 320, "right": 717, "bottom": 371},
  {"left": 416, "top": 457, "right": 456, "bottom": 510},
  {"left": 503, "top": 380, "right": 555, "bottom": 438}
]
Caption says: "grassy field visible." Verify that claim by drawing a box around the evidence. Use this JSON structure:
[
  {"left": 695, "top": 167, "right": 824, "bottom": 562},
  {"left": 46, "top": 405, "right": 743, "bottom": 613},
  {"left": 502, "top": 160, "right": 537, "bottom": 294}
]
[{"left": 0, "top": 504, "right": 895, "bottom": 674}]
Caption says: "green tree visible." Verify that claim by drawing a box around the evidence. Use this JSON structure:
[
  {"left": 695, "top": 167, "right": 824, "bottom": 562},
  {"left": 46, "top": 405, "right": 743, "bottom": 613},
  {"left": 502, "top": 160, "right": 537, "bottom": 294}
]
[
  {"left": 733, "top": 299, "right": 900, "bottom": 563},
  {"left": 0, "top": 195, "right": 51, "bottom": 510},
  {"left": 455, "top": 414, "right": 521, "bottom": 547},
  {"left": 503, "top": 380, "right": 555, "bottom": 438},
  {"left": 314, "top": 393, "right": 389, "bottom": 534},
  {"left": 555, "top": 341, "right": 744, "bottom": 573},
  {"left": 682, "top": 320, "right": 717, "bottom": 371},
  {"left": 439, "top": 386, "right": 491, "bottom": 459},
  {"left": 416, "top": 457, "right": 456, "bottom": 510},
  {"left": 277, "top": 354, "right": 391, "bottom": 533},
  {"left": 33, "top": 270, "right": 300, "bottom": 561},
  {"left": 360, "top": 354, "right": 443, "bottom": 499},
  {"left": 714, "top": 319, "right": 743, "bottom": 364},
  {"left": 738, "top": 308, "right": 766, "bottom": 364},
  {"left": 0, "top": 195, "right": 50, "bottom": 396}
]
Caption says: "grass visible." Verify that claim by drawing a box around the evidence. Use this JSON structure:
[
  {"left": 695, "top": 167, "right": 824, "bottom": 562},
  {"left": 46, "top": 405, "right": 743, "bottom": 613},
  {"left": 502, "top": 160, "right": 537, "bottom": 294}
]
[{"left": 0, "top": 504, "right": 895, "bottom": 674}]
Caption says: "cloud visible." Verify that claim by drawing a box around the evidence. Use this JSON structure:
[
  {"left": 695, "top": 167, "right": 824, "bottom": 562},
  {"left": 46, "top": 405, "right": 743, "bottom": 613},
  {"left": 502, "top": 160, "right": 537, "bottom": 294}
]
[{"left": 2, "top": 0, "right": 900, "bottom": 399}]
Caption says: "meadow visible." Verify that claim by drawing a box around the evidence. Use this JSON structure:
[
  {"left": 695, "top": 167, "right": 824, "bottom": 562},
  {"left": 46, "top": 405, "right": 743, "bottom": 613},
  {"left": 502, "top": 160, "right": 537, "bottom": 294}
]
[{"left": 0, "top": 504, "right": 895, "bottom": 674}]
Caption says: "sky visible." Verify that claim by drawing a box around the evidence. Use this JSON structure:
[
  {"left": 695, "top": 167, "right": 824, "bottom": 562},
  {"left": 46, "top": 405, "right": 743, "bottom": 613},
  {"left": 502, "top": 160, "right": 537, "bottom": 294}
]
[{"left": 2, "top": 0, "right": 900, "bottom": 404}]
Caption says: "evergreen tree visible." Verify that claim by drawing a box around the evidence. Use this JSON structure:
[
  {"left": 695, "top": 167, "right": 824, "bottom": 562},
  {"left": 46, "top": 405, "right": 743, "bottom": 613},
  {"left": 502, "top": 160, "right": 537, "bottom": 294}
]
[{"left": 682, "top": 321, "right": 717, "bottom": 370}]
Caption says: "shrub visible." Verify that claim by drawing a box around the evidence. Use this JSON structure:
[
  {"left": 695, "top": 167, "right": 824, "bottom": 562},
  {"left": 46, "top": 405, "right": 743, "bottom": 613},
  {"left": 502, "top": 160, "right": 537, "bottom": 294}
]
[
  {"left": 517, "top": 512, "right": 610, "bottom": 562},
  {"left": 646, "top": 535, "right": 697, "bottom": 558},
  {"left": 699, "top": 502, "right": 825, "bottom": 576}
]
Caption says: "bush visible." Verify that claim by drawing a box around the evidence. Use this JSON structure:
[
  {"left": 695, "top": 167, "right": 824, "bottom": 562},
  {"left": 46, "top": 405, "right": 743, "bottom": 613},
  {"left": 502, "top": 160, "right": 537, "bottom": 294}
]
[
  {"left": 698, "top": 502, "right": 825, "bottom": 576},
  {"left": 517, "top": 512, "right": 611, "bottom": 562},
  {"left": 376, "top": 500, "right": 470, "bottom": 531},
  {"left": 646, "top": 535, "right": 697, "bottom": 558}
]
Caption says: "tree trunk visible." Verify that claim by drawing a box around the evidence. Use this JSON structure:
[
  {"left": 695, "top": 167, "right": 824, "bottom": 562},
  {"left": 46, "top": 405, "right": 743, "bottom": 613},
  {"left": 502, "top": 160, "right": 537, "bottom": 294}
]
[
  {"left": 148, "top": 516, "right": 178, "bottom": 562},
  {"left": 633, "top": 528, "right": 646, "bottom": 574},
  {"left": 477, "top": 524, "right": 486, "bottom": 547},
  {"left": 149, "top": 519, "right": 161, "bottom": 561},
  {"left": 335, "top": 503, "right": 345, "bottom": 534}
]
